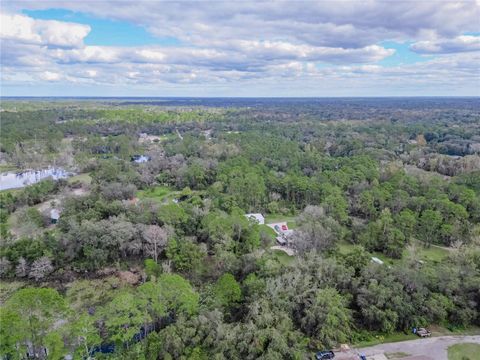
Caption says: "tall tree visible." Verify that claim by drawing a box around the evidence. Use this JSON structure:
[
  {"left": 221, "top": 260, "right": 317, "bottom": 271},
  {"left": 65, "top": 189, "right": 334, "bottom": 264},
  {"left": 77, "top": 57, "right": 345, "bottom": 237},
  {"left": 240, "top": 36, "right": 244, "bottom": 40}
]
[
  {"left": 214, "top": 273, "right": 242, "bottom": 308},
  {"left": 100, "top": 291, "right": 149, "bottom": 347},
  {"left": 68, "top": 313, "right": 101, "bottom": 360},
  {"left": 4, "top": 288, "right": 68, "bottom": 359},
  {"left": 299, "top": 287, "right": 352, "bottom": 347},
  {"left": 418, "top": 209, "right": 442, "bottom": 247}
]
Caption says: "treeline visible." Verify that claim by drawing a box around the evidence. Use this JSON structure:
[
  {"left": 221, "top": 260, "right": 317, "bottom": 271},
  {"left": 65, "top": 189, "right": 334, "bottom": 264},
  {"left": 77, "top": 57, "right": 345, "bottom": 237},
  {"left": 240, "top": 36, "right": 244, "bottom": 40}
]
[{"left": 1, "top": 246, "right": 479, "bottom": 359}]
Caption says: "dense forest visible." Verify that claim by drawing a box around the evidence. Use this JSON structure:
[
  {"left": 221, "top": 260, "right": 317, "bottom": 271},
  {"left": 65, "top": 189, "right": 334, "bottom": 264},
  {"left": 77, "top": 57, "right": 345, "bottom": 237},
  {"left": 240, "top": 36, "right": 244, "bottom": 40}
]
[{"left": 0, "top": 98, "right": 479, "bottom": 359}]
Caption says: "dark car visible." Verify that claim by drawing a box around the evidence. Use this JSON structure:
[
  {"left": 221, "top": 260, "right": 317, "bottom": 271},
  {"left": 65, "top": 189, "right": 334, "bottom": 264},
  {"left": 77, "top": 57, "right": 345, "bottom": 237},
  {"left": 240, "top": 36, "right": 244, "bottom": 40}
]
[{"left": 316, "top": 350, "right": 335, "bottom": 359}]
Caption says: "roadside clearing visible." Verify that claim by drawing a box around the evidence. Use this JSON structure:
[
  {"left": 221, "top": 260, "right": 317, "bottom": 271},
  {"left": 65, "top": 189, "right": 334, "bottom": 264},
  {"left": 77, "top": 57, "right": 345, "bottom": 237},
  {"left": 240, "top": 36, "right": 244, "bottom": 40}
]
[{"left": 334, "top": 336, "right": 480, "bottom": 360}]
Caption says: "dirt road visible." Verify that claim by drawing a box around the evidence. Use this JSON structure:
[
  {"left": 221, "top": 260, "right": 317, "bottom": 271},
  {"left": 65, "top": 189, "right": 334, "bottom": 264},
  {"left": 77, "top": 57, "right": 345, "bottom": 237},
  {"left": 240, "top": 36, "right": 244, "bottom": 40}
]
[{"left": 335, "top": 335, "right": 480, "bottom": 360}]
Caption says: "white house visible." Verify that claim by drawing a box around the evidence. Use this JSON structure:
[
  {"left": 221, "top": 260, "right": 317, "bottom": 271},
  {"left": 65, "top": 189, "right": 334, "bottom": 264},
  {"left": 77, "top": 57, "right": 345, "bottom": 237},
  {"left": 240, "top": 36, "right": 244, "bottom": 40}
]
[
  {"left": 132, "top": 155, "right": 151, "bottom": 163},
  {"left": 371, "top": 257, "right": 384, "bottom": 265},
  {"left": 50, "top": 209, "right": 60, "bottom": 224},
  {"left": 245, "top": 213, "right": 265, "bottom": 225}
]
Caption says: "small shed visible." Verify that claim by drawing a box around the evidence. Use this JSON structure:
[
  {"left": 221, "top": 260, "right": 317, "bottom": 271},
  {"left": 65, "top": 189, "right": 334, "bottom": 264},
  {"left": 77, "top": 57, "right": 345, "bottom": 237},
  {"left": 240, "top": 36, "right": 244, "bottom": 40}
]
[
  {"left": 132, "top": 155, "right": 151, "bottom": 163},
  {"left": 50, "top": 209, "right": 60, "bottom": 224},
  {"left": 371, "top": 256, "right": 384, "bottom": 265},
  {"left": 245, "top": 213, "right": 265, "bottom": 225}
]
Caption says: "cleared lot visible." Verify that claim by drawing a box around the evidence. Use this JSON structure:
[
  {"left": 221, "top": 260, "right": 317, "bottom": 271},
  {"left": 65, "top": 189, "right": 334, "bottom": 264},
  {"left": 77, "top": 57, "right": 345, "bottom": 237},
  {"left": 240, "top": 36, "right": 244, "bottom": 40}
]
[{"left": 334, "top": 336, "right": 480, "bottom": 360}]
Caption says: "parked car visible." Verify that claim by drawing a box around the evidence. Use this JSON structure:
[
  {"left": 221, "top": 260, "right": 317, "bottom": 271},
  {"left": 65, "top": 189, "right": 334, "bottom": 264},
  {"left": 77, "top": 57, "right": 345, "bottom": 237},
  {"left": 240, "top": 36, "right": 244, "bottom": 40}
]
[
  {"left": 281, "top": 224, "right": 288, "bottom": 231},
  {"left": 416, "top": 328, "right": 431, "bottom": 337},
  {"left": 315, "top": 350, "right": 335, "bottom": 359}
]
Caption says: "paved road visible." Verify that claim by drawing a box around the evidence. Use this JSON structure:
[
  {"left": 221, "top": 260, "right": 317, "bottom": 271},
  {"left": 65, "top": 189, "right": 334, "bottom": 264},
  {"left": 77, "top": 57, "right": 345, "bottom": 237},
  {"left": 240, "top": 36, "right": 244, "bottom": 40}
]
[{"left": 335, "top": 336, "right": 480, "bottom": 360}]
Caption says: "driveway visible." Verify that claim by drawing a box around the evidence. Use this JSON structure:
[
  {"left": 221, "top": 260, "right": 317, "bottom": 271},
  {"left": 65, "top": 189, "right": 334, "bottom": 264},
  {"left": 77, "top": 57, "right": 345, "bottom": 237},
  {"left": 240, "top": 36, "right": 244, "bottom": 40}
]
[
  {"left": 334, "top": 336, "right": 480, "bottom": 360},
  {"left": 270, "top": 245, "right": 295, "bottom": 256},
  {"left": 266, "top": 222, "right": 289, "bottom": 234}
]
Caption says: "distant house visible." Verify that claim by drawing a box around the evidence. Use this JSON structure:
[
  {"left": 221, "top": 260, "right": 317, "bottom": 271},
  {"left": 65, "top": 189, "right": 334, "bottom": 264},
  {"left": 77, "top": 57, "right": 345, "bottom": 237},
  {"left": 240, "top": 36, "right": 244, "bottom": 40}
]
[
  {"left": 50, "top": 209, "right": 60, "bottom": 224},
  {"left": 245, "top": 213, "right": 265, "bottom": 225},
  {"left": 132, "top": 155, "right": 151, "bottom": 163},
  {"left": 371, "top": 257, "right": 384, "bottom": 265}
]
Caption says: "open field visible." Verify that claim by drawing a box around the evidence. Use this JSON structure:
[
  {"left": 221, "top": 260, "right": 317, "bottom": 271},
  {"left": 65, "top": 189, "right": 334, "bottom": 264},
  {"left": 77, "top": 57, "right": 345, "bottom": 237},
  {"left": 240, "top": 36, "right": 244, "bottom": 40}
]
[
  {"left": 448, "top": 343, "right": 480, "bottom": 360},
  {"left": 268, "top": 248, "right": 295, "bottom": 265}
]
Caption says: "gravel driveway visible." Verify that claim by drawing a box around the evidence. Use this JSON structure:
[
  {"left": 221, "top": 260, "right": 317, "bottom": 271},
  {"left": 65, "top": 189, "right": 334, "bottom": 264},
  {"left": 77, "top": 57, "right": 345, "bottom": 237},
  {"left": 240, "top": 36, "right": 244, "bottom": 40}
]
[{"left": 335, "top": 336, "right": 480, "bottom": 360}]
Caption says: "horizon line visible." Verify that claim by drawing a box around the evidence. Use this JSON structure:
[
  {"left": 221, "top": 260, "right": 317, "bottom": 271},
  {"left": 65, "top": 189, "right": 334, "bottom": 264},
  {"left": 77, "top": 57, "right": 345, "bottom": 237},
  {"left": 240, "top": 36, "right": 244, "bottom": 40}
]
[{"left": 1, "top": 95, "right": 479, "bottom": 99}]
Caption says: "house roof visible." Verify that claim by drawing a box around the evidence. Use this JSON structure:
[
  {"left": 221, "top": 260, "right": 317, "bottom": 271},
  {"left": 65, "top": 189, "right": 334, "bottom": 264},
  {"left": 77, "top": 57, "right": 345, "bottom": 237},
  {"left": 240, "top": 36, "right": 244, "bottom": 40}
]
[
  {"left": 50, "top": 209, "right": 60, "bottom": 219},
  {"left": 245, "top": 213, "right": 265, "bottom": 224},
  {"left": 132, "top": 155, "right": 151, "bottom": 163}
]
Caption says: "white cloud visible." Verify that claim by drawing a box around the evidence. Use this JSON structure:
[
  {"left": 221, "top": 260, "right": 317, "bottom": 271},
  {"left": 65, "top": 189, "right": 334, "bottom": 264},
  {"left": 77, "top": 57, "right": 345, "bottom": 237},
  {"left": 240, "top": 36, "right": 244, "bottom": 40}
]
[
  {"left": 410, "top": 35, "right": 480, "bottom": 54},
  {"left": 6, "top": 1, "right": 478, "bottom": 48},
  {"left": 39, "top": 71, "right": 61, "bottom": 81},
  {"left": 85, "top": 69, "right": 97, "bottom": 78},
  {"left": 0, "top": 13, "right": 90, "bottom": 48},
  {"left": 52, "top": 46, "right": 121, "bottom": 63},
  {"left": 43, "top": 42, "right": 394, "bottom": 68}
]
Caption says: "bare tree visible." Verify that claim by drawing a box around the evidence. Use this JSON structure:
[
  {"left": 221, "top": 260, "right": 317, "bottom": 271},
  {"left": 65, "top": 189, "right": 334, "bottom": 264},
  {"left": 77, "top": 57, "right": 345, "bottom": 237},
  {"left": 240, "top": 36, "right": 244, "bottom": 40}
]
[
  {"left": 142, "top": 225, "right": 171, "bottom": 262},
  {"left": 295, "top": 206, "right": 343, "bottom": 253},
  {"left": 29, "top": 256, "right": 54, "bottom": 281},
  {"left": 0, "top": 257, "right": 11, "bottom": 277},
  {"left": 15, "top": 257, "right": 29, "bottom": 278}
]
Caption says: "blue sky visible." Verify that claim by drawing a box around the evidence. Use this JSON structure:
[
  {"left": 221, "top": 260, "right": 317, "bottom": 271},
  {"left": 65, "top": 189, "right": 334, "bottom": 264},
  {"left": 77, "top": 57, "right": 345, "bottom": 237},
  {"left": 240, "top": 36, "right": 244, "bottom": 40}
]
[
  {"left": 23, "top": 9, "right": 181, "bottom": 47},
  {"left": 1, "top": 1, "right": 479, "bottom": 96}
]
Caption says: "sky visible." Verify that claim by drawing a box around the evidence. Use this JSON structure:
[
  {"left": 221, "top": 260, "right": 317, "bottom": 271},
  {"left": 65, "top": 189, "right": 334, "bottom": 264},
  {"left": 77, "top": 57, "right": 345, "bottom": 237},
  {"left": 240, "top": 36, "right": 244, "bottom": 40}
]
[{"left": 1, "top": 1, "right": 479, "bottom": 97}]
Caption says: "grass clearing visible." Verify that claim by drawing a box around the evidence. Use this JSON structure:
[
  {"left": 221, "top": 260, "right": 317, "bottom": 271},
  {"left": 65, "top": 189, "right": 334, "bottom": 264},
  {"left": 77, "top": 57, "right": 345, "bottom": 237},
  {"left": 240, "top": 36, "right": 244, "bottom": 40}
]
[
  {"left": 0, "top": 281, "right": 26, "bottom": 304},
  {"left": 270, "top": 249, "right": 295, "bottom": 265},
  {"left": 137, "top": 186, "right": 178, "bottom": 202},
  {"left": 448, "top": 343, "right": 480, "bottom": 360},
  {"left": 417, "top": 245, "right": 449, "bottom": 263},
  {"left": 0, "top": 187, "right": 22, "bottom": 195},
  {"left": 336, "top": 241, "right": 400, "bottom": 266},
  {"left": 259, "top": 224, "right": 277, "bottom": 240},
  {"left": 336, "top": 240, "right": 449, "bottom": 267},
  {"left": 385, "top": 352, "right": 410, "bottom": 359},
  {"left": 265, "top": 214, "right": 297, "bottom": 229},
  {"left": 337, "top": 241, "right": 356, "bottom": 254},
  {"left": 357, "top": 326, "right": 480, "bottom": 348},
  {"left": 355, "top": 332, "right": 418, "bottom": 347},
  {"left": 0, "top": 164, "right": 18, "bottom": 172},
  {"left": 429, "top": 325, "right": 480, "bottom": 337},
  {"left": 67, "top": 173, "right": 92, "bottom": 185}
]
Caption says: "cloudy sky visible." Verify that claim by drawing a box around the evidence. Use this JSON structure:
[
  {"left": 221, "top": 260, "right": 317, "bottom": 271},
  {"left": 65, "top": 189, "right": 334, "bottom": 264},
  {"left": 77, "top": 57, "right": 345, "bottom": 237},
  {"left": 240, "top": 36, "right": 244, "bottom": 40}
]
[{"left": 1, "top": 0, "right": 479, "bottom": 96}]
